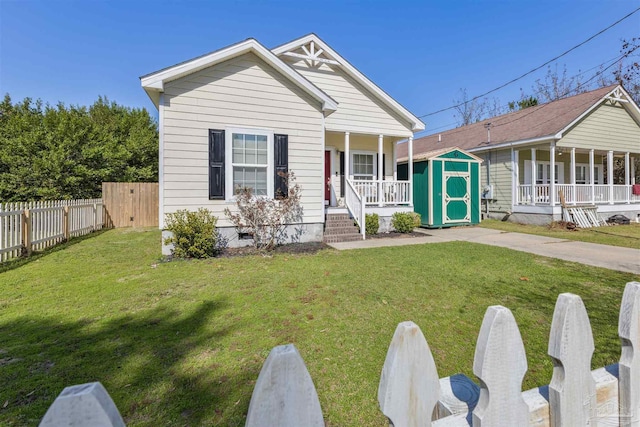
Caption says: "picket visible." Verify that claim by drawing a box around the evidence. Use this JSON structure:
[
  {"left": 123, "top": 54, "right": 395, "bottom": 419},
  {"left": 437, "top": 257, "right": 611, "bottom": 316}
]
[
  {"left": 36, "top": 282, "right": 640, "bottom": 427},
  {"left": 378, "top": 321, "right": 441, "bottom": 426}
]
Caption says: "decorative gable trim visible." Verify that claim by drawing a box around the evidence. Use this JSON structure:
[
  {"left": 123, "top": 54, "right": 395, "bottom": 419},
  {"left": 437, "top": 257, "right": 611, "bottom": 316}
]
[
  {"left": 140, "top": 38, "right": 338, "bottom": 112},
  {"left": 554, "top": 85, "right": 640, "bottom": 139},
  {"left": 272, "top": 34, "right": 426, "bottom": 132}
]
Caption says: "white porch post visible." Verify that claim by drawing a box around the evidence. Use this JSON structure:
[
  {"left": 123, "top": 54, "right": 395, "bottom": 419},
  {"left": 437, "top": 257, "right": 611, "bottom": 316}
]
[
  {"left": 550, "top": 144, "right": 556, "bottom": 206},
  {"left": 344, "top": 132, "right": 350, "bottom": 182},
  {"left": 632, "top": 156, "right": 636, "bottom": 185},
  {"left": 408, "top": 136, "right": 414, "bottom": 207},
  {"left": 589, "top": 149, "right": 595, "bottom": 204},
  {"left": 378, "top": 134, "right": 384, "bottom": 206},
  {"left": 531, "top": 148, "right": 537, "bottom": 205},
  {"left": 512, "top": 149, "right": 519, "bottom": 205},
  {"left": 625, "top": 152, "right": 630, "bottom": 204},
  {"left": 608, "top": 150, "right": 614, "bottom": 204},
  {"left": 392, "top": 141, "right": 397, "bottom": 181},
  {"left": 570, "top": 147, "right": 576, "bottom": 205}
]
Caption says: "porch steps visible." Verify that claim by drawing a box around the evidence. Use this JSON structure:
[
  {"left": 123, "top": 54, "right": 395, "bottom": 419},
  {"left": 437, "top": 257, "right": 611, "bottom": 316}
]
[{"left": 323, "top": 214, "right": 363, "bottom": 243}]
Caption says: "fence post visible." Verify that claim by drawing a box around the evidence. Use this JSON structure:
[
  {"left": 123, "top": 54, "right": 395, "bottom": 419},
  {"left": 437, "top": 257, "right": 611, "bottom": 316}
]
[
  {"left": 246, "top": 344, "right": 323, "bottom": 427},
  {"left": 378, "top": 321, "right": 441, "bottom": 426},
  {"left": 619, "top": 282, "right": 640, "bottom": 427},
  {"left": 63, "top": 206, "right": 70, "bottom": 241},
  {"left": 93, "top": 203, "right": 97, "bottom": 231},
  {"left": 472, "top": 306, "right": 529, "bottom": 426},
  {"left": 22, "top": 209, "right": 32, "bottom": 256},
  {"left": 548, "top": 293, "right": 596, "bottom": 426},
  {"left": 39, "top": 382, "right": 125, "bottom": 427}
]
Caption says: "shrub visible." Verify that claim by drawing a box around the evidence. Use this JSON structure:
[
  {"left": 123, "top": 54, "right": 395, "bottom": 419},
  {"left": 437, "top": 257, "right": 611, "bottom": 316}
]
[
  {"left": 392, "top": 212, "right": 419, "bottom": 233},
  {"left": 410, "top": 212, "right": 421, "bottom": 228},
  {"left": 224, "top": 172, "right": 304, "bottom": 251},
  {"left": 164, "top": 208, "right": 225, "bottom": 258},
  {"left": 365, "top": 213, "right": 379, "bottom": 235}
]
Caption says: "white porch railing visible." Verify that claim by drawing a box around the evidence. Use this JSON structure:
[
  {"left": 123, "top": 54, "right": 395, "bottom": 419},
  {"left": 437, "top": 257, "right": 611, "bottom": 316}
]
[
  {"left": 517, "top": 184, "right": 639, "bottom": 205},
  {"left": 351, "top": 180, "right": 411, "bottom": 206},
  {"left": 345, "top": 180, "right": 365, "bottom": 239}
]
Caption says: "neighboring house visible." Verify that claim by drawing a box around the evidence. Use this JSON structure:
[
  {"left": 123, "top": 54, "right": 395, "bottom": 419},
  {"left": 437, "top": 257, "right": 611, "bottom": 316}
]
[
  {"left": 398, "top": 85, "right": 640, "bottom": 225},
  {"left": 141, "top": 34, "right": 425, "bottom": 250}
]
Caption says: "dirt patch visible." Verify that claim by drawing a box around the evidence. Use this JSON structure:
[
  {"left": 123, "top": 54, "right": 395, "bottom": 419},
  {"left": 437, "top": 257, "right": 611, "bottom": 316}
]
[{"left": 218, "top": 242, "right": 330, "bottom": 258}]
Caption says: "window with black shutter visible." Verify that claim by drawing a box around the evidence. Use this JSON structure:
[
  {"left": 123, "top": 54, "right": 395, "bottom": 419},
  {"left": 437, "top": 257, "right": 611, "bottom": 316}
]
[
  {"left": 274, "top": 134, "right": 288, "bottom": 199},
  {"left": 209, "top": 129, "right": 225, "bottom": 199}
]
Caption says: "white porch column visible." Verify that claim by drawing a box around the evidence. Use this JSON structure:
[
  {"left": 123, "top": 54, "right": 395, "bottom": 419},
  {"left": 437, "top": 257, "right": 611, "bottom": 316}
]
[
  {"left": 378, "top": 134, "right": 384, "bottom": 207},
  {"left": 344, "top": 132, "right": 350, "bottom": 182},
  {"left": 550, "top": 144, "right": 556, "bottom": 206},
  {"left": 570, "top": 147, "right": 576, "bottom": 205},
  {"left": 608, "top": 150, "right": 614, "bottom": 204},
  {"left": 512, "top": 149, "right": 519, "bottom": 205},
  {"left": 632, "top": 156, "right": 636, "bottom": 185},
  {"left": 625, "top": 152, "right": 630, "bottom": 204},
  {"left": 408, "top": 136, "right": 414, "bottom": 207},
  {"left": 531, "top": 148, "right": 537, "bottom": 205},
  {"left": 392, "top": 141, "right": 397, "bottom": 181},
  {"left": 589, "top": 149, "right": 595, "bottom": 204}
]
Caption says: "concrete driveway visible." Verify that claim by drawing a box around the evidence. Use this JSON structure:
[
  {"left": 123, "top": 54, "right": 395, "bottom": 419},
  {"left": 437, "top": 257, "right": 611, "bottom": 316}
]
[{"left": 328, "top": 227, "right": 640, "bottom": 275}]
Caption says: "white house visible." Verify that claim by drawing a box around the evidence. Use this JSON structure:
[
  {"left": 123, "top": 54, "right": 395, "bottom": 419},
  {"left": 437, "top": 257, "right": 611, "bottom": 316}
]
[{"left": 140, "top": 34, "right": 425, "bottom": 250}]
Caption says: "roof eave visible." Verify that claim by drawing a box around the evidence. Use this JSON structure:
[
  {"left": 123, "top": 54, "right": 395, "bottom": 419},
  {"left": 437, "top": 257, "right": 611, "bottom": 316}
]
[{"left": 140, "top": 38, "right": 338, "bottom": 112}]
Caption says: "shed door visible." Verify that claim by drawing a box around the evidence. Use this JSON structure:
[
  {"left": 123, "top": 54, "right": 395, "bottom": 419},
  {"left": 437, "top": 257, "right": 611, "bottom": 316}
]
[{"left": 443, "top": 171, "right": 471, "bottom": 223}]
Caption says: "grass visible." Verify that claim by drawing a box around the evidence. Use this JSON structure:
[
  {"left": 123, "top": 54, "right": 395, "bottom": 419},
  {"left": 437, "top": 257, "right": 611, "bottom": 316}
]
[
  {"left": 480, "top": 218, "right": 640, "bottom": 249},
  {"left": 0, "top": 228, "right": 638, "bottom": 426}
]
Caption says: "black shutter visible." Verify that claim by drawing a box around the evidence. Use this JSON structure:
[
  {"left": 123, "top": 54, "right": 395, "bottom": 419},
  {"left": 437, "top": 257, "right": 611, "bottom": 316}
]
[
  {"left": 274, "top": 134, "right": 288, "bottom": 199},
  {"left": 339, "top": 151, "right": 345, "bottom": 197},
  {"left": 209, "top": 129, "right": 225, "bottom": 200}
]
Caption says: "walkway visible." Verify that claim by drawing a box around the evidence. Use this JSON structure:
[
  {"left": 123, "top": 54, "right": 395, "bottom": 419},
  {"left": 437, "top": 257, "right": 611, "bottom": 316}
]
[{"left": 328, "top": 227, "right": 640, "bottom": 275}]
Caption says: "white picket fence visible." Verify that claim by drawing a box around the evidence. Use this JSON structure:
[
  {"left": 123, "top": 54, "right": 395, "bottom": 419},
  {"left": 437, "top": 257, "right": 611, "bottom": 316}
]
[
  {"left": 0, "top": 199, "right": 105, "bottom": 262},
  {"left": 38, "top": 281, "right": 640, "bottom": 426}
]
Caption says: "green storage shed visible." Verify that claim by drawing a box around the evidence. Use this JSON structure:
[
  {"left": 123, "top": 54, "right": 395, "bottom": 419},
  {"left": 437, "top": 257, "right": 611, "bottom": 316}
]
[{"left": 398, "top": 147, "right": 482, "bottom": 228}]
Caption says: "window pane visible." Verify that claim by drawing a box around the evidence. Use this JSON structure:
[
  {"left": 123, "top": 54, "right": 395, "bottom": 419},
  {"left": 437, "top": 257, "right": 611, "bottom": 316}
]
[{"left": 233, "top": 166, "right": 268, "bottom": 194}]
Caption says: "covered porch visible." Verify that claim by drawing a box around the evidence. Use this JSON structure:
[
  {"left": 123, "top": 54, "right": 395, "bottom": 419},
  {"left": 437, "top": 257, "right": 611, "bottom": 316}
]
[
  {"left": 324, "top": 131, "right": 414, "bottom": 238},
  {"left": 513, "top": 144, "right": 640, "bottom": 207}
]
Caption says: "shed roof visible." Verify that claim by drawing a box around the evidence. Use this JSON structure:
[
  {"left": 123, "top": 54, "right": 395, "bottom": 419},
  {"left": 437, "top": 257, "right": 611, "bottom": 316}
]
[{"left": 398, "top": 146, "right": 482, "bottom": 163}]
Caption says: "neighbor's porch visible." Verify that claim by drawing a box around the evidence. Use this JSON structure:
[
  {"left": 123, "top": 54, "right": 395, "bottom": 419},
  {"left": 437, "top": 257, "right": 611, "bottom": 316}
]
[
  {"left": 324, "top": 131, "right": 415, "bottom": 238},
  {"left": 512, "top": 145, "right": 640, "bottom": 207}
]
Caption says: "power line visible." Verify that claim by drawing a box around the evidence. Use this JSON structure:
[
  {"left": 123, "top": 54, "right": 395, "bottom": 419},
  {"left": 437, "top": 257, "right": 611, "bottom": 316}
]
[{"left": 417, "top": 7, "right": 640, "bottom": 119}]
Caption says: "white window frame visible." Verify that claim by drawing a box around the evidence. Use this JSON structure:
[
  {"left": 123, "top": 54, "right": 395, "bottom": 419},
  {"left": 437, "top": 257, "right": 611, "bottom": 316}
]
[
  {"left": 350, "top": 150, "right": 377, "bottom": 181},
  {"left": 575, "top": 163, "right": 603, "bottom": 185},
  {"left": 225, "top": 127, "right": 274, "bottom": 201},
  {"left": 524, "top": 160, "right": 564, "bottom": 184}
]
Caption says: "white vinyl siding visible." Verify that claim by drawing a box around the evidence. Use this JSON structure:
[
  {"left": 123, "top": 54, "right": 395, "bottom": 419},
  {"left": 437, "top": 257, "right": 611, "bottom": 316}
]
[
  {"left": 559, "top": 103, "right": 640, "bottom": 153},
  {"left": 162, "top": 52, "right": 324, "bottom": 226},
  {"left": 286, "top": 60, "right": 414, "bottom": 137}
]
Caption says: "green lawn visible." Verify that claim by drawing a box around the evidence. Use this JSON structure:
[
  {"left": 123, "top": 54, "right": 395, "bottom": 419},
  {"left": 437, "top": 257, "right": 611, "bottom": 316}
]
[
  {"left": 0, "top": 228, "right": 637, "bottom": 426},
  {"left": 480, "top": 219, "right": 640, "bottom": 249}
]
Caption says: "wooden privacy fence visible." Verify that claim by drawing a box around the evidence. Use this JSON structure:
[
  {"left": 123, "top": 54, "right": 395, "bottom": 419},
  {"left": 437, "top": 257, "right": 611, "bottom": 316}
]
[
  {"left": 38, "top": 281, "right": 640, "bottom": 427},
  {"left": 102, "top": 182, "right": 158, "bottom": 228},
  {"left": 0, "top": 199, "right": 105, "bottom": 262}
]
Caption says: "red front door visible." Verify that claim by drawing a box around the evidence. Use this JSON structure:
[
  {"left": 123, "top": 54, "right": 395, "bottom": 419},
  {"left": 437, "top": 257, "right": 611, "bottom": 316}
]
[{"left": 324, "top": 150, "right": 331, "bottom": 202}]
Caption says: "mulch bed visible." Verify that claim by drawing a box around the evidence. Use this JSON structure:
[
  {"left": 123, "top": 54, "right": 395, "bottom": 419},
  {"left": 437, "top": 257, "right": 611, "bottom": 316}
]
[{"left": 368, "top": 231, "right": 426, "bottom": 239}]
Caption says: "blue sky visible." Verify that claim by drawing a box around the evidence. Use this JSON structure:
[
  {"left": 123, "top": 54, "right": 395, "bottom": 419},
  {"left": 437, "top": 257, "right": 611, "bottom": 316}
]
[{"left": 1, "top": 0, "right": 639, "bottom": 133}]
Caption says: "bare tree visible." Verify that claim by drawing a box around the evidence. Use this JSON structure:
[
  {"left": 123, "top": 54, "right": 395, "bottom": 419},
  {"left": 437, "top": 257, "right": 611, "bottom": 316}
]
[
  {"left": 452, "top": 88, "right": 504, "bottom": 126},
  {"left": 533, "top": 64, "right": 587, "bottom": 102},
  {"left": 613, "top": 38, "right": 640, "bottom": 104}
]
